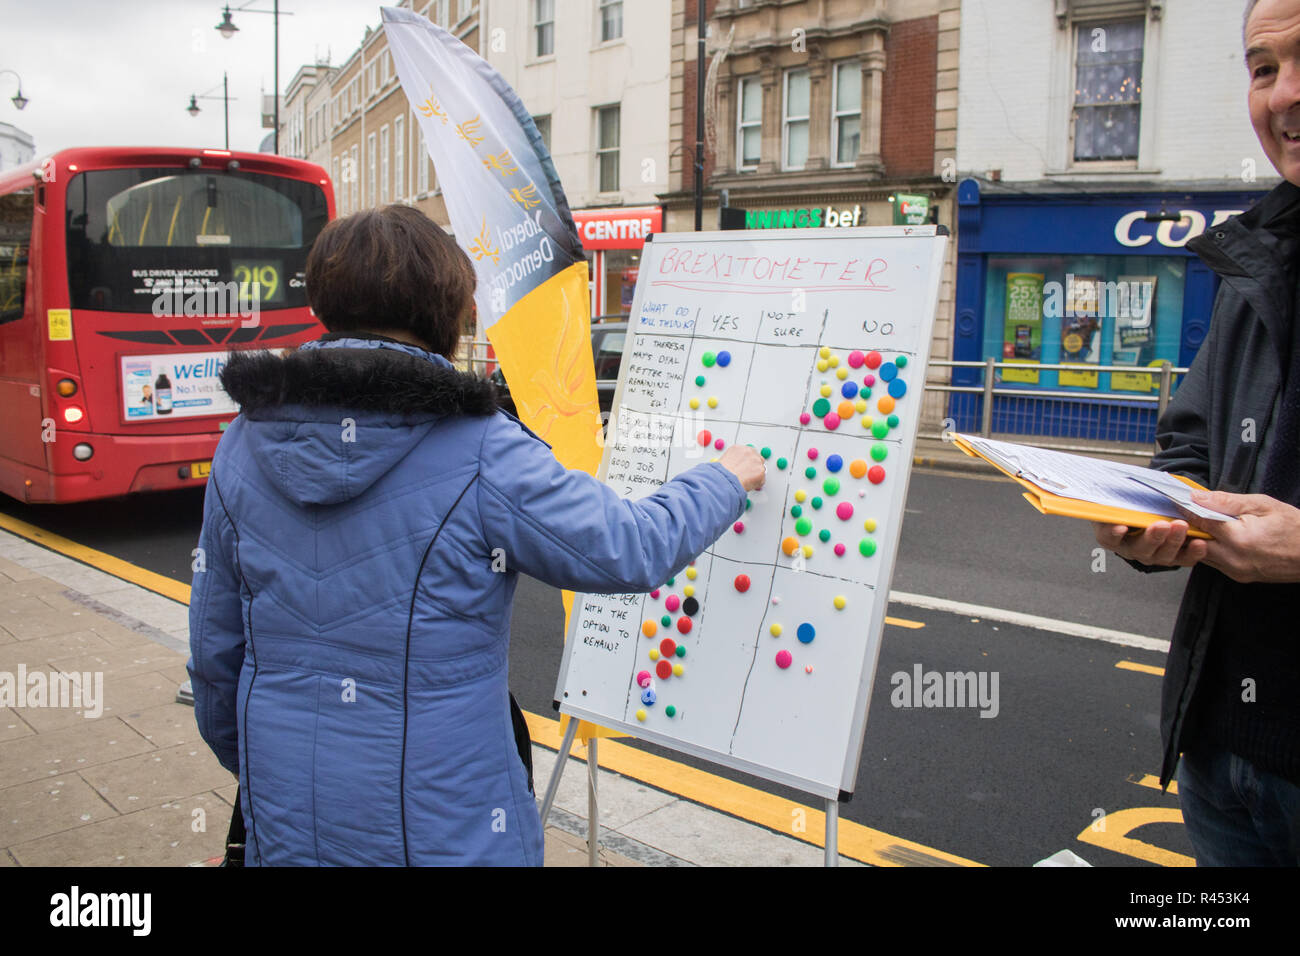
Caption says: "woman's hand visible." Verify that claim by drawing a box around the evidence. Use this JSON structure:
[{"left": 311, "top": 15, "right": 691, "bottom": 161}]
[{"left": 718, "top": 445, "right": 766, "bottom": 492}]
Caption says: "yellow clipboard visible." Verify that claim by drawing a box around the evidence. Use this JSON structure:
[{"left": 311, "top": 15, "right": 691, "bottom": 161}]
[{"left": 952, "top": 436, "right": 1214, "bottom": 540}]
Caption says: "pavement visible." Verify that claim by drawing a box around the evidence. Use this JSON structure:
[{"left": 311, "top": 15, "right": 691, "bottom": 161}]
[{"left": 0, "top": 526, "right": 862, "bottom": 868}]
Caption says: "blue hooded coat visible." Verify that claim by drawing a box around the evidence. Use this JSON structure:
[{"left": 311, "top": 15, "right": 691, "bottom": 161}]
[{"left": 187, "top": 336, "right": 746, "bottom": 865}]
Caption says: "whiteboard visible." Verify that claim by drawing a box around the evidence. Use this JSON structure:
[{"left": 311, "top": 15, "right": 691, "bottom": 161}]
[{"left": 553, "top": 226, "right": 948, "bottom": 799}]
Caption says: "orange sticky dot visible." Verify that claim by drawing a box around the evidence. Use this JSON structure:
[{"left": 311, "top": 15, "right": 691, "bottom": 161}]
[
  {"left": 877, "top": 396, "right": 896, "bottom": 415},
  {"left": 642, "top": 620, "right": 657, "bottom": 638},
  {"left": 837, "top": 400, "right": 856, "bottom": 419},
  {"left": 849, "top": 459, "right": 868, "bottom": 479},
  {"left": 781, "top": 536, "right": 799, "bottom": 556}
]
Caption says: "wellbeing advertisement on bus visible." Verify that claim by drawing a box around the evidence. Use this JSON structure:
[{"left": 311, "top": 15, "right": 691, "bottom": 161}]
[{"left": 119, "top": 352, "right": 237, "bottom": 422}]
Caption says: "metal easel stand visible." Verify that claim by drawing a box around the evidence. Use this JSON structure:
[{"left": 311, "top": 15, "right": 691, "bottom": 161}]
[
  {"left": 537, "top": 717, "right": 602, "bottom": 866},
  {"left": 825, "top": 798, "right": 839, "bottom": 867}
]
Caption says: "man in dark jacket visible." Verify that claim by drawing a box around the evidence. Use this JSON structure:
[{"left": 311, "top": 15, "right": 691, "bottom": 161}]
[{"left": 1093, "top": 0, "right": 1300, "bottom": 865}]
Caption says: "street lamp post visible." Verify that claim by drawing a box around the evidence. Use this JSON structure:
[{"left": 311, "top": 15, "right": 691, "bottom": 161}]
[
  {"left": 187, "top": 72, "right": 234, "bottom": 149},
  {"left": 215, "top": 2, "right": 291, "bottom": 154},
  {"left": 0, "top": 69, "right": 28, "bottom": 110}
]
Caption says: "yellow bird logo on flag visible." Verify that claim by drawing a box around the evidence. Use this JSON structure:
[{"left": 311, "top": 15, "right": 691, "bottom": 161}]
[
  {"left": 456, "top": 115, "right": 485, "bottom": 147},
  {"left": 416, "top": 87, "right": 448, "bottom": 124},
  {"left": 468, "top": 217, "right": 500, "bottom": 264},
  {"left": 509, "top": 183, "right": 541, "bottom": 210},
  {"left": 482, "top": 150, "right": 518, "bottom": 177}
]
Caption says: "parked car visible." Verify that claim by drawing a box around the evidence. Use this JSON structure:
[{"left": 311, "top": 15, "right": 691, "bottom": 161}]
[{"left": 489, "top": 321, "right": 628, "bottom": 416}]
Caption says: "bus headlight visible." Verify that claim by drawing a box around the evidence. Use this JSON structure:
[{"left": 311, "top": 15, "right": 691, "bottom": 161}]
[
  {"left": 63, "top": 407, "right": 84, "bottom": 424},
  {"left": 73, "top": 443, "right": 93, "bottom": 461},
  {"left": 56, "top": 378, "right": 77, "bottom": 397}
]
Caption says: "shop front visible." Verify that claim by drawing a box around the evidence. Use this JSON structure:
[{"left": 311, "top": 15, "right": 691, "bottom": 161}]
[
  {"left": 571, "top": 205, "right": 663, "bottom": 321},
  {"left": 951, "top": 178, "right": 1268, "bottom": 443}
]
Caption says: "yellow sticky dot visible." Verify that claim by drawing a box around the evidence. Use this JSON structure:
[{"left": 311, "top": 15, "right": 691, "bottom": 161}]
[
  {"left": 710, "top": 457, "right": 718, "bottom": 462},
  {"left": 794, "top": 489, "right": 807, "bottom": 502},
  {"left": 833, "top": 595, "right": 847, "bottom": 610},
  {"left": 708, "top": 396, "right": 719, "bottom": 409},
  {"left": 649, "top": 648, "right": 660, "bottom": 660},
  {"left": 864, "top": 518, "right": 878, "bottom": 532},
  {"left": 854, "top": 398, "right": 868, "bottom": 413},
  {"left": 819, "top": 384, "right": 833, "bottom": 397},
  {"left": 672, "top": 663, "right": 684, "bottom": 676},
  {"left": 636, "top": 708, "right": 647, "bottom": 722},
  {"left": 816, "top": 360, "right": 829, "bottom": 372},
  {"left": 686, "top": 567, "right": 698, "bottom": 580},
  {"left": 770, "top": 623, "right": 783, "bottom": 637},
  {"left": 861, "top": 416, "right": 874, "bottom": 429},
  {"left": 802, "top": 545, "right": 814, "bottom": 558},
  {"left": 819, "top": 346, "right": 831, "bottom": 359},
  {"left": 836, "top": 367, "right": 848, "bottom": 380},
  {"left": 828, "top": 354, "right": 840, "bottom": 368},
  {"left": 683, "top": 585, "right": 695, "bottom": 597},
  {"left": 689, "top": 398, "right": 700, "bottom": 409}
]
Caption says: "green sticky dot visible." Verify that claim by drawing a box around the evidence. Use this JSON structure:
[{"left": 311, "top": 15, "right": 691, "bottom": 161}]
[
  {"left": 895, "top": 355, "right": 908, "bottom": 368},
  {"left": 662, "top": 615, "right": 672, "bottom": 627},
  {"left": 859, "top": 539, "right": 877, "bottom": 557},
  {"left": 822, "top": 477, "right": 840, "bottom": 496},
  {"left": 676, "top": 645, "right": 686, "bottom": 657},
  {"left": 790, "top": 504, "right": 802, "bottom": 518},
  {"left": 804, "top": 466, "right": 817, "bottom": 479},
  {"left": 702, "top": 352, "right": 717, "bottom": 367},
  {"left": 871, "top": 444, "right": 887, "bottom": 462},
  {"left": 811, "top": 496, "right": 824, "bottom": 510},
  {"left": 760, "top": 447, "right": 772, "bottom": 459},
  {"left": 666, "top": 577, "right": 675, "bottom": 586},
  {"left": 811, "top": 398, "right": 831, "bottom": 418},
  {"left": 795, "top": 517, "right": 812, "bottom": 536},
  {"left": 872, "top": 421, "right": 889, "bottom": 439},
  {"left": 818, "top": 529, "right": 831, "bottom": 543},
  {"left": 745, "top": 498, "right": 753, "bottom": 511},
  {"left": 887, "top": 414, "right": 900, "bottom": 428},
  {"left": 777, "top": 457, "right": 788, "bottom": 470},
  {"left": 695, "top": 375, "right": 706, "bottom": 387},
  {"left": 665, "top": 705, "right": 676, "bottom": 717}
]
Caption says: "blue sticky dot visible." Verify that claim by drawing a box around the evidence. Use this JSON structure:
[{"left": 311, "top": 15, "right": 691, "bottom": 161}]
[
  {"left": 840, "top": 381, "right": 859, "bottom": 399},
  {"left": 641, "top": 687, "right": 657, "bottom": 705},
  {"left": 888, "top": 379, "right": 907, "bottom": 399},
  {"left": 797, "top": 623, "right": 816, "bottom": 644},
  {"left": 716, "top": 351, "right": 732, "bottom": 367},
  {"left": 826, "top": 454, "right": 843, "bottom": 473},
  {"left": 879, "top": 362, "right": 898, "bottom": 382}
]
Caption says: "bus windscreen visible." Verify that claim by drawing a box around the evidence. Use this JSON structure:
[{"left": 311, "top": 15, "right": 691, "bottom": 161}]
[{"left": 65, "top": 168, "right": 328, "bottom": 314}]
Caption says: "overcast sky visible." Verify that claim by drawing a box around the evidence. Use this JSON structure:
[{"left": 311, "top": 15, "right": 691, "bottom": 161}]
[{"left": 2, "top": 0, "right": 391, "bottom": 155}]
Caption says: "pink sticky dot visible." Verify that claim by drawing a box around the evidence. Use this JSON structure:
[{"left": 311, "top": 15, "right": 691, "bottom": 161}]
[
  {"left": 848, "top": 350, "right": 865, "bottom": 368},
  {"left": 807, "top": 448, "right": 819, "bottom": 461},
  {"left": 637, "top": 670, "right": 652, "bottom": 687},
  {"left": 733, "top": 521, "right": 745, "bottom": 534},
  {"left": 823, "top": 413, "right": 841, "bottom": 430},
  {"left": 864, "top": 374, "right": 876, "bottom": 387},
  {"left": 799, "top": 412, "right": 811, "bottom": 425},
  {"left": 836, "top": 502, "right": 854, "bottom": 521},
  {"left": 775, "top": 649, "right": 793, "bottom": 669},
  {"left": 714, "top": 438, "right": 725, "bottom": 450},
  {"left": 665, "top": 595, "right": 681, "bottom": 612},
  {"left": 834, "top": 543, "right": 846, "bottom": 556},
  {"left": 650, "top": 589, "right": 660, "bottom": 599}
]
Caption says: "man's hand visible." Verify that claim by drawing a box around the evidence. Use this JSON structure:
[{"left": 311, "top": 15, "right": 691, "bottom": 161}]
[
  {"left": 717, "top": 445, "right": 766, "bottom": 492},
  {"left": 1185, "top": 490, "right": 1300, "bottom": 583},
  {"left": 1093, "top": 519, "right": 1208, "bottom": 568}
]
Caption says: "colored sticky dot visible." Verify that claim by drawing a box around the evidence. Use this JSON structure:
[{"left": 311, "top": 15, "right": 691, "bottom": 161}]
[
  {"left": 849, "top": 459, "right": 868, "bottom": 479},
  {"left": 816, "top": 359, "right": 829, "bottom": 372},
  {"left": 776, "top": 650, "right": 793, "bottom": 669},
  {"left": 708, "top": 397, "right": 719, "bottom": 411},
  {"left": 760, "top": 447, "right": 772, "bottom": 459},
  {"left": 746, "top": 498, "right": 752, "bottom": 511},
  {"left": 657, "top": 659, "right": 673, "bottom": 679},
  {"left": 661, "top": 614, "right": 672, "bottom": 627},
  {"left": 836, "top": 367, "right": 849, "bottom": 380},
  {"left": 819, "top": 383, "right": 833, "bottom": 398},
  {"left": 642, "top": 620, "right": 657, "bottom": 638},
  {"left": 805, "top": 466, "right": 817, "bottom": 479},
  {"left": 872, "top": 421, "right": 889, "bottom": 439},
  {"left": 697, "top": 430, "right": 712, "bottom": 446},
  {"left": 837, "top": 400, "right": 856, "bottom": 419},
  {"left": 781, "top": 537, "right": 799, "bottom": 556},
  {"left": 665, "top": 594, "right": 681, "bottom": 612},
  {"left": 676, "top": 616, "right": 692, "bottom": 635},
  {"left": 824, "top": 414, "right": 841, "bottom": 430},
  {"left": 686, "top": 567, "right": 698, "bottom": 580},
  {"left": 833, "top": 595, "right": 847, "bottom": 610},
  {"left": 641, "top": 687, "right": 656, "bottom": 706},
  {"left": 864, "top": 518, "right": 878, "bottom": 532},
  {"left": 822, "top": 478, "right": 840, "bottom": 496},
  {"left": 683, "top": 585, "right": 695, "bottom": 598},
  {"left": 836, "top": 502, "right": 854, "bottom": 520},
  {"left": 649, "top": 648, "right": 660, "bottom": 661},
  {"left": 665, "top": 705, "right": 676, "bottom": 717},
  {"left": 795, "top": 517, "right": 812, "bottom": 536},
  {"left": 811, "top": 496, "right": 824, "bottom": 510},
  {"left": 650, "top": 589, "right": 661, "bottom": 599},
  {"left": 717, "top": 350, "right": 732, "bottom": 367},
  {"left": 888, "top": 414, "right": 900, "bottom": 428},
  {"left": 812, "top": 398, "right": 831, "bottom": 417},
  {"left": 636, "top": 708, "right": 647, "bottom": 722},
  {"left": 805, "top": 665, "right": 814, "bottom": 674},
  {"left": 676, "top": 644, "right": 686, "bottom": 658},
  {"left": 889, "top": 379, "right": 907, "bottom": 399},
  {"left": 797, "top": 623, "right": 816, "bottom": 644},
  {"left": 828, "top": 354, "right": 840, "bottom": 368},
  {"left": 733, "top": 521, "right": 745, "bottom": 534},
  {"left": 865, "top": 351, "right": 883, "bottom": 369},
  {"left": 864, "top": 374, "right": 876, "bottom": 387},
  {"left": 794, "top": 489, "right": 807, "bottom": 502},
  {"left": 672, "top": 663, "right": 684, "bottom": 677},
  {"left": 818, "top": 528, "right": 831, "bottom": 543},
  {"left": 799, "top": 412, "right": 811, "bottom": 426},
  {"left": 734, "top": 574, "right": 751, "bottom": 592},
  {"left": 807, "top": 447, "right": 820, "bottom": 461},
  {"left": 834, "top": 543, "right": 846, "bottom": 556},
  {"left": 826, "top": 454, "right": 843, "bottom": 473},
  {"left": 819, "top": 346, "right": 831, "bottom": 359},
  {"left": 879, "top": 362, "right": 898, "bottom": 383},
  {"left": 695, "top": 374, "right": 706, "bottom": 387},
  {"left": 702, "top": 351, "right": 717, "bottom": 367},
  {"left": 637, "top": 670, "right": 652, "bottom": 687},
  {"left": 777, "top": 457, "right": 789, "bottom": 469},
  {"left": 877, "top": 396, "right": 896, "bottom": 415},
  {"left": 689, "top": 398, "right": 700, "bottom": 410},
  {"left": 848, "top": 350, "right": 865, "bottom": 368},
  {"left": 714, "top": 438, "right": 725, "bottom": 451},
  {"left": 660, "top": 637, "right": 677, "bottom": 657},
  {"left": 854, "top": 398, "right": 868, "bottom": 413},
  {"left": 682, "top": 596, "right": 699, "bottom": 616},
  {"left": 868, "top": 465, "right": 886, "bottom": 484},
  {"left": 860, "top": 538, "right": 877, "bottom": 557},
  {"left": 871, "top": 444, "right": 888, "bottom": 462},
  {"left": 801, "top": 545, "right": 813, "bottom": 558},
  {"left": 894, "top": 355, "right": 908, "bottom": 368},
  {"left": 770, "top": 623, "right": 783, "bottom": 637},
  {"left": 841, "top": 382, "right": 859, "bottom": 399},
  {"left": 790, "top": 504, "right": 802, "bottom": 518}
]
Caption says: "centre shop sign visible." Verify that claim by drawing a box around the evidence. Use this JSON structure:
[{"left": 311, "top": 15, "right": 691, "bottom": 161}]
[{"left": 1114, "top": 208, "right": 1244, "bottom": 249}]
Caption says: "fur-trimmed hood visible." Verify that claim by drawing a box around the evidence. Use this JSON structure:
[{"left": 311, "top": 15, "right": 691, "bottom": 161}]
[{"left": 217, "top": 336, "right": 499, "bottom": 507}]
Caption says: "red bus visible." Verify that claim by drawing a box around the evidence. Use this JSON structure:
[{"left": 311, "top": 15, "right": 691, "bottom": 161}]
[{"left": 0, "top": 146, "right": 333, "bottom": 503}]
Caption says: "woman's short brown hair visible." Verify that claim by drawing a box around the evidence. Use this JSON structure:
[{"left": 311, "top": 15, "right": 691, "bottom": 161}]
[{"left": 305, "top": 204, "right": 475, "bottom": 357}]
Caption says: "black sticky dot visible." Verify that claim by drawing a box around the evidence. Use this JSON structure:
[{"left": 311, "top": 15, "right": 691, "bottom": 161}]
[{"left": 682, "top": 596, "right": 700, "bottom": 616}]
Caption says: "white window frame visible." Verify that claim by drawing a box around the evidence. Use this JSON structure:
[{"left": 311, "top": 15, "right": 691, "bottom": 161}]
[
  {"left": 332, "top": 155, "right": 341, "bottom": 212},
  {"left": 598, "top": 0, "right": 623, "bottom": 44},
  {"left": 736, "top": 76, "right": 761, "bottom": 171},
  {"left": 380, "top": 125, "right": 390, "bottom": 204},
  {"left": 417, "top": 122, "right": 429, "bottom": 194},
  {"left": 782, "top": 67, "right": 810, "bottom": 171},
  {"left": 367, "top": 132, "right": 377, "bottom": 206},
  {"left": 596, "top": 104, "right": 620, "bottom": 193},
  {"left": 830, "top": 60, "right": 861, "bottom": 169},
  {"left": 394, "top": 115, "right": 405, "bottom": 202},
  {"left": 1068, "top": 17, "right": 1144, "bottom": 167},
  {"left": 350, "top": 144, "right": 360, "bottom": 212},
  {"left": 535, "top": 0, "right": 555, "bottom": 58},
  {"left": 533, "top": 114, "right": 552, "bottom": 152}
]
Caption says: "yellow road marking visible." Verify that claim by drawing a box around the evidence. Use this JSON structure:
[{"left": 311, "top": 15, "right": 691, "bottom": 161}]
[
  {"left": 1116, "top": 660, "right": 1164, "bottom": 677},
  {"left": 1129, "top": 773, "right": 1178, "bottom": 796},
  {"left": 1076, "top": 807, "right": 1193, "bottom": 867},
  {"left": 885, "top": 616, "right": 924, "bottom": 629},
  {"left": 3, "top": 513, "right": 972, "bottom": 866}
]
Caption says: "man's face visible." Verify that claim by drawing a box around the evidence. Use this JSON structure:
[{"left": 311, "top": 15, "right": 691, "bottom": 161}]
[{"left": 1247, "top": 0, "right": 1300, "bottom": 186}]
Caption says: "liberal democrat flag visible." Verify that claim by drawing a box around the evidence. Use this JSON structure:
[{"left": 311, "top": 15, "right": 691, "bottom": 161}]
[{"left": 383, "top": 6, "right": 601, "bottom": 474}]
